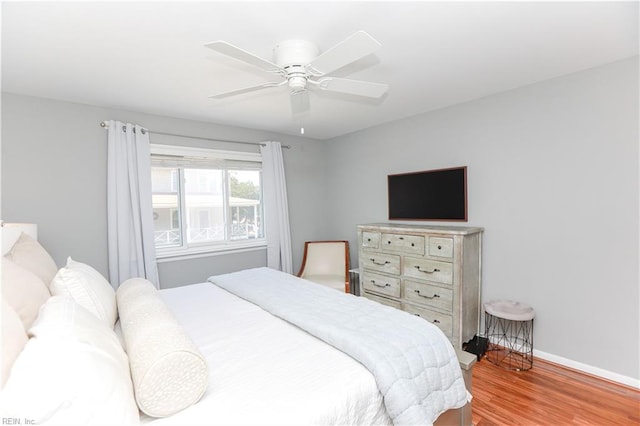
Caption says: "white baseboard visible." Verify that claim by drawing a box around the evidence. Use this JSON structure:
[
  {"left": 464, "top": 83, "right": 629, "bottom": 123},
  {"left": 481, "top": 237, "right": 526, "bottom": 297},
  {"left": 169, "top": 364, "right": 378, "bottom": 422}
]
[{"left": 533, "top": 349, "right": 640, "bottom": 389}]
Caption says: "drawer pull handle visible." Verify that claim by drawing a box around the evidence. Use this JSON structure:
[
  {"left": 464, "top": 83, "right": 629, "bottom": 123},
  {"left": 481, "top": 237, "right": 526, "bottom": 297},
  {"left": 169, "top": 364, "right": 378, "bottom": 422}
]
[
  {"left": 370, "top": 258, "right": 390, "bottom": 266},
  {"left": 414, "top": 266, "right": 440, "bottom": 273},
  {"left": 414, "top": 290, "right": 440, "bottom": 299},
  {"left": 414, "top": 314, "right": 440, "bottom": 325},
  {"left": 398, "top": 237, "right": 404, "bottom": 240},
  {"left": 438, "top": 245, "right": 442, "bottom": 250},
  {"left": 371, "top": 281, "right": 390, "bottom": 288}
]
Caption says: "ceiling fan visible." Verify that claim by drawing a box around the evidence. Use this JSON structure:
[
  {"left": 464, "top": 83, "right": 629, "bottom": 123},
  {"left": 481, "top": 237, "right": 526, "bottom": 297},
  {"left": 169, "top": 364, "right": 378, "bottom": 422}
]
[{"left": 205, "top": 31, "right": 389, "bottom": 114}]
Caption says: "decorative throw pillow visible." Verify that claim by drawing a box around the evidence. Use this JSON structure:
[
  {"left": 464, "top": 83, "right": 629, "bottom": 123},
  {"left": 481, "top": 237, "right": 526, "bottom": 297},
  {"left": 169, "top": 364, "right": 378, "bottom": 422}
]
[
  {"left": 117, "top": 278, "right": 208, "bottom": 417},
  {"left": 29, "top": 296, "right": 124, "bottom": 358},
  {"left": 50, "top": 257, "right": 117, "bottom": 327},
  {"left": 1, "top": 257, "right": 51, "bottom": 329},
  {"left": 5, "top": 232, "right": 58, "bottom": 286},
  {"left": 0, "top": 296, "right": 139, "bottom": 424},
  {"left": 1, "top": 299, "right": 28, "bottom": 387}
]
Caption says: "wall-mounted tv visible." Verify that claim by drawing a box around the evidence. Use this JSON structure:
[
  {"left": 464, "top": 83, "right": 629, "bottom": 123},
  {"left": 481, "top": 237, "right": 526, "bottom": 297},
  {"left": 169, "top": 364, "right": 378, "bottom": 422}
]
[{"left": 388, "top": 166, "right": 467, "bottom": 221}]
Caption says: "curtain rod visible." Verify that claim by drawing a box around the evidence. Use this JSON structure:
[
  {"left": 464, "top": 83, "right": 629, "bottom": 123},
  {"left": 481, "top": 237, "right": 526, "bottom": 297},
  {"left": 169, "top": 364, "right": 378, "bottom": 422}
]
[{"left": 99, "top": 121, "right": 291, "bottom": 149}]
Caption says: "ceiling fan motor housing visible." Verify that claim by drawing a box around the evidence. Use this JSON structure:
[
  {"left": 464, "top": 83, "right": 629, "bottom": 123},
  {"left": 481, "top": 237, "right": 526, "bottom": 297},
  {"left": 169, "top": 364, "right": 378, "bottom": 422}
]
[
  {"left": 275, "top": 40, "right": 320, "bottom": 90},
  {"left": 274, "top": 39, "right": 320, "bottom": 67}
]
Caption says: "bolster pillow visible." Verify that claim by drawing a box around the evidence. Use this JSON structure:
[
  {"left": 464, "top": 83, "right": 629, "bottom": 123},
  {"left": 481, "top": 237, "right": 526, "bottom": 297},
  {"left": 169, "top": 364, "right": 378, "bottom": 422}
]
[{"left": 116, "top": 278, "right": 208, "bottom": 417}]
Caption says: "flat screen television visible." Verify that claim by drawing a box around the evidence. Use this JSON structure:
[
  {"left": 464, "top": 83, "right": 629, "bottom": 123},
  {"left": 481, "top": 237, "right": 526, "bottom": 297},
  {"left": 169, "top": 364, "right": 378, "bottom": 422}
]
[{"left": 388, "top": 166, "right": 467, "bottom": 221}]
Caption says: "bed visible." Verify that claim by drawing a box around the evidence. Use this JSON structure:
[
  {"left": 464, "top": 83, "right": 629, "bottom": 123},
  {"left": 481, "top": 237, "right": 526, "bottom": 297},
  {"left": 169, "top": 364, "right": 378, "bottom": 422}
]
[{"left": 1, "top": 224, "right": 476, "bottom": 425}]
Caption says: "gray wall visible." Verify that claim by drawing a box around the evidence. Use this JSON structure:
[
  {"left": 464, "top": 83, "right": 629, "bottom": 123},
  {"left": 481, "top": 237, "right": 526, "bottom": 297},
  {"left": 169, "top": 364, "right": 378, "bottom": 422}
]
[
  {"left": 1, "top": 93, "right": 327, "bottom": 287},
  {"left": 324, "top": 57, "right": 639, "bottom": 380}
]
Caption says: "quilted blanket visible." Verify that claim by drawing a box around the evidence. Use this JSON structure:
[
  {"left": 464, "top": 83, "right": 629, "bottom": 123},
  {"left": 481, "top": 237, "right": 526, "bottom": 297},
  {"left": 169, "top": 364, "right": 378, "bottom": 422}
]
[{"left": 208, "top": 267, "right": 470, "bottom": 426}]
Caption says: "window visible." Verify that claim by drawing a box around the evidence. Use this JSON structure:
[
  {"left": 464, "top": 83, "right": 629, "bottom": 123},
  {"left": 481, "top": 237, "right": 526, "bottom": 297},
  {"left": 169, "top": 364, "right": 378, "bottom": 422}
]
[{"left": 150, "top": 145, "right": 265, "bottom": 258}]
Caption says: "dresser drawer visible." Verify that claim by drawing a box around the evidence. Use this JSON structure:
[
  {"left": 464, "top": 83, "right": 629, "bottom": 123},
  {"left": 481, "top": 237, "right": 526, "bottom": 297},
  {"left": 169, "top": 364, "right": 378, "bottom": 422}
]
[
  {"left": 404, "top": 279, "right": 453, "bottom": 312},
  {"left": 362, "top": 291, "right": 402, "bottom": 309},
  {"left": 429, "top": 237, "right": 454, "bottom": 259},
  {"left": 381, "top": 233, "right": 425, "bottom": 255},
  {"left": 403, "top": 303, "right": 453, "bottom": 337},
  {"left": 362, "top": 271, "right": 401, "bottom": 298},
  {"left": 361, "top": 231, "right": 380, "bottom": 249},
  {"left": 404, "top": 257, "right": 453, "bottom": 285},
  {"left": 361, "top": 252, "right": 401, "bottom": 275}
]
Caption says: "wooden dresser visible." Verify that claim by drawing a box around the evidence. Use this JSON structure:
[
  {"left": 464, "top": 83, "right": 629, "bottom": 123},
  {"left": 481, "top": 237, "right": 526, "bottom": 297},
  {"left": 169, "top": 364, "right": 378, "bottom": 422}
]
[{"left": 357, "top": 223, "right": 483, "bottom": 349}]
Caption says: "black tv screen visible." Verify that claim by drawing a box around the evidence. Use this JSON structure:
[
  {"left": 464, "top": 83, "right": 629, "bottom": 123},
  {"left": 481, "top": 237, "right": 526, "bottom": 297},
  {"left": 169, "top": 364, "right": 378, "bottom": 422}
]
[{"left": 388, "top": 166, "right": 467, "bottom": 221}]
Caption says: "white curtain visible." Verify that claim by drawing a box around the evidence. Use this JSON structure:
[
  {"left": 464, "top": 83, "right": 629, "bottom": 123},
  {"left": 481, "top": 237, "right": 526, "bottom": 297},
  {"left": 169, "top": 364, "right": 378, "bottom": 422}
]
[
  {"left": 106, "top": 121, "right": 159, "bottom": 288},
  {"left": 260, "top": 141, "right": 293, "bottom": 273}
]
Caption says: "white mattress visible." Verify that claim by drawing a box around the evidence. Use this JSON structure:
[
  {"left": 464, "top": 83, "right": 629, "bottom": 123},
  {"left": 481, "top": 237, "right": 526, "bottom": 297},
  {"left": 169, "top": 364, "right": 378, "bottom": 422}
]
[{"left": 142, "top": 283, "right": 391, "bottom": 425}]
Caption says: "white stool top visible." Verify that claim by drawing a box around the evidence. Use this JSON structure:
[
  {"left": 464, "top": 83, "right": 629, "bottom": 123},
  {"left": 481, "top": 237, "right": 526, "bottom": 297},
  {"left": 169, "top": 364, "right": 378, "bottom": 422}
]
[{"left": 484, "top": 300, "right": 535, "bottom": 321}]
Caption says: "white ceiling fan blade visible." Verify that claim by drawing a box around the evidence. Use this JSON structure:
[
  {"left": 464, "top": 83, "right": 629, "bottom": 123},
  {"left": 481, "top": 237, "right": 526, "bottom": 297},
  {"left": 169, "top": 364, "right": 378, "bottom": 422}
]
[
  {"left": 306, "top": 31, "right": 382, "bottom": 76},
  {"left": 205, "top": 41, "right": 282, "bottom": 73},
  {"left": 291, "top": 91, "right": 310, "bottom": 115},
  {"left": 209, "top": 81, "right": 284, "bottom": 99},
  {"left": 317, "top": 77, "right": 388, "bottom": 98}
]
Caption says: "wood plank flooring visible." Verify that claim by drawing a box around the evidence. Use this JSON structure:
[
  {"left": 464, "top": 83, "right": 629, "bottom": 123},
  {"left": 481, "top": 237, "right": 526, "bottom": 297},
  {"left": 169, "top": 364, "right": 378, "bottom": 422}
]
[{"left": 471, "top": 356, "right": 640, "bottom": 425}]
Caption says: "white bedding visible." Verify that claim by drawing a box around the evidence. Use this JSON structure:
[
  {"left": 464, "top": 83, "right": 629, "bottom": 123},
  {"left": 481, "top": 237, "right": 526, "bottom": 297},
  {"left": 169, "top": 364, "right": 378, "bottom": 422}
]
[
  {"left": 142, "top": 282, "right": 391, "bottom": 425},
  {"left": 209, "top": 268, "right": 469, "bottom": 425}
]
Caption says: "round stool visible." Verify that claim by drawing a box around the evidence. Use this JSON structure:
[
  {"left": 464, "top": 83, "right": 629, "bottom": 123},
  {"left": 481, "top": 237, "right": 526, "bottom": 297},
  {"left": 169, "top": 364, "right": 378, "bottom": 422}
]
[{"left": 484, "top": 300, "right": 535, "bottom": 371}]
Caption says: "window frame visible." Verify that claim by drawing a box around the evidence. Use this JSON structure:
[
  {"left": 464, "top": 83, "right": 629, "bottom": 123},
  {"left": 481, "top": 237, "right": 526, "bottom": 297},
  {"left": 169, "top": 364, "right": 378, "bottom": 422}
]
[{"left": 150, "top": 144, "right": 266, "bottom": 261}]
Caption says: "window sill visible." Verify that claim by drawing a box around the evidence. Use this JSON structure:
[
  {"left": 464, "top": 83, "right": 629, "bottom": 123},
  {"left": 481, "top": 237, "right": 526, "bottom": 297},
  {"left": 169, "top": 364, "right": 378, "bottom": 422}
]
[{"left": 155, "top": 241, "right": 267, "bottom": 263}]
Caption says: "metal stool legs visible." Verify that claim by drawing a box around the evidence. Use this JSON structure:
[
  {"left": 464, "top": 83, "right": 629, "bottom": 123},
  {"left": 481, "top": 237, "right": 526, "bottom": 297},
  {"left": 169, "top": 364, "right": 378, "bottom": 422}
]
[{"left": 485, "top": 311, "right": 534, "bottom": 371}]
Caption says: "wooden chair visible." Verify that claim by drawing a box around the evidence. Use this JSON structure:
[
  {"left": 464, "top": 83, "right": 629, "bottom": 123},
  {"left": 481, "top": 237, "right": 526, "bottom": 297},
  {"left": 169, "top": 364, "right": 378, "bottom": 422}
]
[{"left": 297, "top": 241, "right": 350, "bottom": 293}]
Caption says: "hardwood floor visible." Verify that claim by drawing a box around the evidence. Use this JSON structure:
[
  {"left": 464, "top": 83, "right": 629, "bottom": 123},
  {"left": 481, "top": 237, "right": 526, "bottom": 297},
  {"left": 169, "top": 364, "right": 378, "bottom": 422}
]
[{"left": 471, "top": 356, "right": 640, "bottom": 425}]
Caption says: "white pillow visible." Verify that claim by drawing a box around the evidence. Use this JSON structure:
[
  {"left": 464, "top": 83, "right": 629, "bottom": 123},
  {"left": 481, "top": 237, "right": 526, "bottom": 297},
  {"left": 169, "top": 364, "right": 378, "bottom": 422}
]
[
  {"left": 1, "top": 257, "right": 51, "bottom": 329},
  {"left": 5, "top": 232, "right": 58, "bottom": 286},
  {"left": 117, "top": 278, "right": 208, "bottom": 417},
  {"left": 0, "top": 296, "right": 139, "bottom": 425},
  {"left": 1, "top": 300, "right": 28, "bottom": 388},
  {"left": 50, "top": 257, "right": 117, "bottom": 327}
]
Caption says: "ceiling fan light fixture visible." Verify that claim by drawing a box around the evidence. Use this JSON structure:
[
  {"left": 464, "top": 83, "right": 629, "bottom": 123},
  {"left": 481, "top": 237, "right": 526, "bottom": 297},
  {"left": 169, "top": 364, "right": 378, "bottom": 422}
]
[{"left": 288, "top": 75, "right": 307, "bottom": 91}]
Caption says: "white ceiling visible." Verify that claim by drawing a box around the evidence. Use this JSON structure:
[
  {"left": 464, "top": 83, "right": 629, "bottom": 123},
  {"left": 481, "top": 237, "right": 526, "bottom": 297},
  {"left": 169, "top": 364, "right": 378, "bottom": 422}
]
[{"left": 2, "top": 1, "right": 638, "bottom": 140}]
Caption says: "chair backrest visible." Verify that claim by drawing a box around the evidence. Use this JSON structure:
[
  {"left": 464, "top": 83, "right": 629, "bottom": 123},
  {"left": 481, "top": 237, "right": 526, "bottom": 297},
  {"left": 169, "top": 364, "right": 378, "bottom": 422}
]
[{"left": 297, "top": 241, "right": 349, "bottom": 278}]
